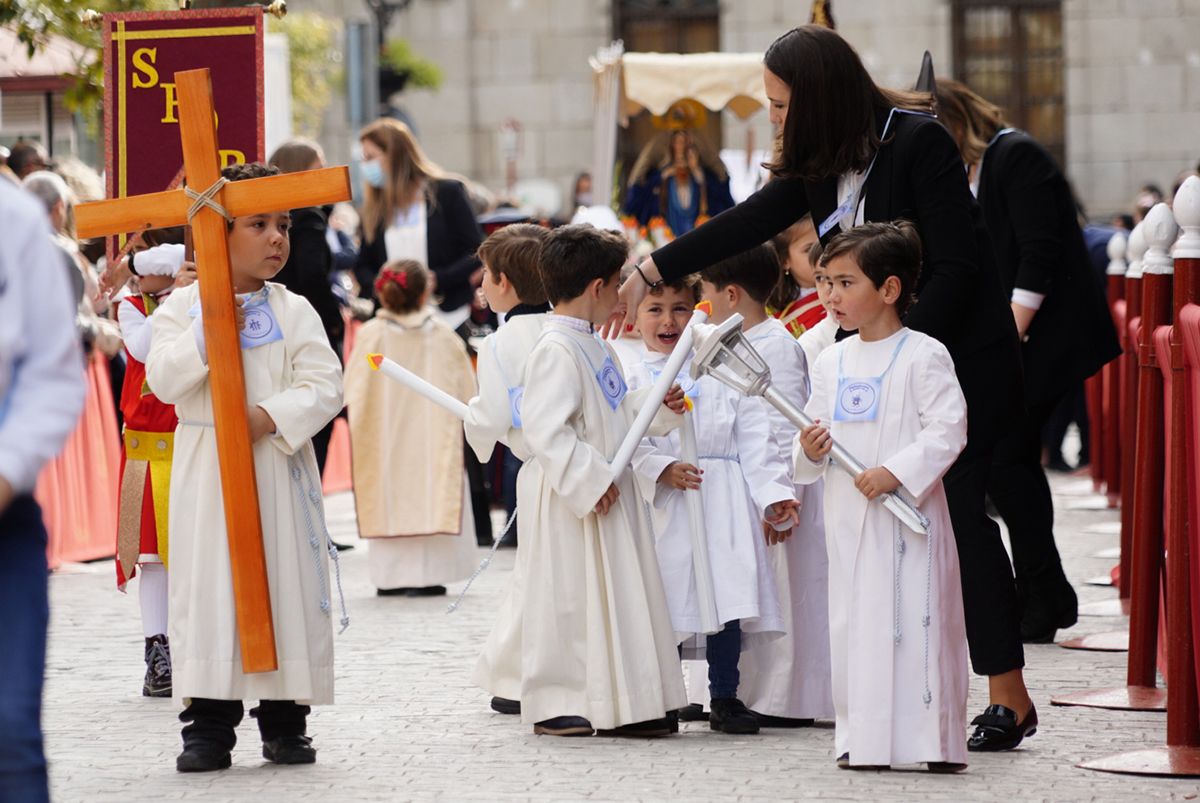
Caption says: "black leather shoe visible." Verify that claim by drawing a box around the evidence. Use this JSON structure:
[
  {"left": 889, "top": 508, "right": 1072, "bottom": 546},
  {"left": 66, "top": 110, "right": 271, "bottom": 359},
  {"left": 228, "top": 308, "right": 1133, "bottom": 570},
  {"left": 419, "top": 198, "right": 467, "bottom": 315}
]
[
  {"left": 928, "top": 761, "right": 968, "bottom": 773},
  {"left": 176, "top": 745, "right": 232, "bottom": 772},
  {"left": 331, "top": 540, "right": 355, "bottom": 551},
  {"left": 968, "top": 703, "right": 1038, "bottom": 752},
  {"left": 533, "top": 716, "right": 594, "bottom": 736},
  {"left": 376, "top": 587, "right": 413, "bottom": 596},
  {"left": 750, "top": 710, "right": 815, "bottom": 728},
  {"left": 676, "top": 703, "right": 708, "bottom": 722},
  {"left": 597, "top": 717, "right": 674, "bottom": 738},
  {"left": 490, "top": 696, "right": 521, "bottom": 715},
  {"left": 263, "top": 735, "right": 317, "bottom": 765},
  {"left": 709, "top": 698, "right": 760, "bottom": 735},
  {"left": 407, "top": 585, "right": 447, "bottom": 597}
]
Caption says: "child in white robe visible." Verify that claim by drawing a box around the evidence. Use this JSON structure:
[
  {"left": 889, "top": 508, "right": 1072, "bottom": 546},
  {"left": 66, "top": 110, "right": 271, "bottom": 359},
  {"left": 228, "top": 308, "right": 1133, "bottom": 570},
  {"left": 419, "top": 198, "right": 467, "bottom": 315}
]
[
  {"left": 795, "top": 222, "right": 969, "bottom": 772},
  {"left": 145, "top": 163, "right": 344, "bottom": 773},
  {"left": 343, "top": 259, "right": 477, "bottom": 595},
  {"left": 519, "top": 224, "right": 688, "bottom": 737},
  {"left": 628, "top": 279, "right": 797, "bottom": 735},
  {"left": 698, "top": 244, "right": 835, "bottom": 728},
  {"left": 463, "top": 224, "right": 551, "bottom": 716}
]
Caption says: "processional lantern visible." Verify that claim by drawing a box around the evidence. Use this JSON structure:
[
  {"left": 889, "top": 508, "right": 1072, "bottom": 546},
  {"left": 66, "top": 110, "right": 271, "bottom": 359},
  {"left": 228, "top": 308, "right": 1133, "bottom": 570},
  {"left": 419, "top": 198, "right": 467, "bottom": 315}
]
[{"left": 690, "top": 314, "right": 931, "bottom": 536}]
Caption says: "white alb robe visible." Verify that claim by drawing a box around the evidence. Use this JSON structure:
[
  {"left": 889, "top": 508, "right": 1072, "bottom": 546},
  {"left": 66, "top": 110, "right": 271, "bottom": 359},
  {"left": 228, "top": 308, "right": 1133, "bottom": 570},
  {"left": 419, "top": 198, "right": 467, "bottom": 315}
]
[
  {"left": 794, "top": 328, "right": 969, "bottom": 767},
  {"left": 146, "top": 282, "right": 343, "bottom": 704},
  {"left": 464, "top": 312, "right": 547, "bottom": 702},
  {"left": 628, "top": 350, "right": 789, "bottom": 643},
  {"left": 737, "top": 317, "right": 835, "bottom": 720},
  {"left": 518, "top": 317, "right": 688, "bottom": 728}
]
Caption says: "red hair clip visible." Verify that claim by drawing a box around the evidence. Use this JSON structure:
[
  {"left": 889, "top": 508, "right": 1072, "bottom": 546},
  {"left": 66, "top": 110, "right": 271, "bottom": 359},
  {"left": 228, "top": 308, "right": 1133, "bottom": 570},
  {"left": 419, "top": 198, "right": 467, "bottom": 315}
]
[{"left": 374, "top": 268, "right": 409, "bottom": 294}]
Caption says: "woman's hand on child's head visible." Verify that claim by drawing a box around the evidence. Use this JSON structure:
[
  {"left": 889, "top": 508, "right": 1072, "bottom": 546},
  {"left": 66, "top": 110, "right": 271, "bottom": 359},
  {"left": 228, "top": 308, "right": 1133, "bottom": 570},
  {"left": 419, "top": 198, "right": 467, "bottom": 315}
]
[
  {"left": 659, "top": 461, "right": 702, "bottom": 490},
  {"left": 799, "top": 421, "right": 832, "bottom": 462},
  {"left": 247, "top": 405, "right": 277, "bottom": 443},
  {"left": 854, "top": 467, "right": 901, "bottom": 501},
  {"left": 593, "top": 482, "right": 620, "bottom": 516},
  {"left": 174, "top": 262, "right": 197, "bottom": 289},
  {"left": 765, "top": 499, "right": 801, "bottom": 530},
  {"left": 663, "top": 384, "right": 687, "bottom": 415}
]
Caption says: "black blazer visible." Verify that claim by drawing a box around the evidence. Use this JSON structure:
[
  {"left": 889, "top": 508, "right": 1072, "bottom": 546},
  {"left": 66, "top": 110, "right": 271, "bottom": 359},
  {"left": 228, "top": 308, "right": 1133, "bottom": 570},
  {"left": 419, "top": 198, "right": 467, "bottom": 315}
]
[
  {"left": 654, "top": 111, "right": 1022, "bottom": 447},
  {"left": 976, "top": 131, "right": 1120, "bottom": 407},
  {"left": 276, "top": 206, "right": 345, "bottom": 361},
  {"left": 355, "top": 178, "right": 484, "bottom": 314}
]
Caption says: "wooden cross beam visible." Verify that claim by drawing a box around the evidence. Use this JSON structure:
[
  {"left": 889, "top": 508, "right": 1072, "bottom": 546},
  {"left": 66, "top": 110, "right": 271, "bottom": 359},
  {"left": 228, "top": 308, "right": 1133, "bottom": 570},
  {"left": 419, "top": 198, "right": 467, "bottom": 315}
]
[{"left": 76, "top": 69, "right": 352, "bottom": 673}]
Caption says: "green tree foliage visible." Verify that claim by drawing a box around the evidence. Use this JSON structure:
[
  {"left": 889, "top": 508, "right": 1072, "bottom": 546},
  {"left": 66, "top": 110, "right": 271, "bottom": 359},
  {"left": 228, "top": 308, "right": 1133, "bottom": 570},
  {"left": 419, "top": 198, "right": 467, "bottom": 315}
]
[
  {"left": 0, "top": 0, "right": 175, "bottom": 116},
  {"left": 268, "top": 11, "right": 341, "bottom": 138},
  {"left": 381, "top": 39, "right": 442, "bottom": 91}
]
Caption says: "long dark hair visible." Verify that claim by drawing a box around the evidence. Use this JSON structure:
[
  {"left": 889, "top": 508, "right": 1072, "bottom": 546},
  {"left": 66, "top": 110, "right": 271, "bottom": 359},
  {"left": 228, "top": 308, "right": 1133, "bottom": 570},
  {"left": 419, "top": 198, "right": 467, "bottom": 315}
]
[{"left": 763, "top": 25, "right": 933, "bottom": 182}]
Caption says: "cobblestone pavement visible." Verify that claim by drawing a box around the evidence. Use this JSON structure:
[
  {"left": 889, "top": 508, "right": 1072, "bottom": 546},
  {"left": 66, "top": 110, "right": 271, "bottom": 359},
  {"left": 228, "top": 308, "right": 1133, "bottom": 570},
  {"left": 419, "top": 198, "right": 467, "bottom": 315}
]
[{"left": 43, "top": 472, "right": 1195, "bottom": 802}]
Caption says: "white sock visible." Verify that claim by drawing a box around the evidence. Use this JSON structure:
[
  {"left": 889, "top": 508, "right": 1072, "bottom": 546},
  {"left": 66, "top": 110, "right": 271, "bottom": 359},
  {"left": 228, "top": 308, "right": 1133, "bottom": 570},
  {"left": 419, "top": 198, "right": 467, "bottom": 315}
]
[{"left": 139, "top": 563, "right": 169, "bottom": 638}]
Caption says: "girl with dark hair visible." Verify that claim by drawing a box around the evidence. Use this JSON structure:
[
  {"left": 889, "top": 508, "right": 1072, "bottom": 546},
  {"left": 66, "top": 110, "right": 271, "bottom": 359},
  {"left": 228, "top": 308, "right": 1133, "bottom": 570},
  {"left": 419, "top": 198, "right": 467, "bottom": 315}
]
[
  {"left": 617, "top": 24, "right": 1035, "bottom": 753},
  {"left": 934, "top": 79, "right": 1120, "bottom": 643}
]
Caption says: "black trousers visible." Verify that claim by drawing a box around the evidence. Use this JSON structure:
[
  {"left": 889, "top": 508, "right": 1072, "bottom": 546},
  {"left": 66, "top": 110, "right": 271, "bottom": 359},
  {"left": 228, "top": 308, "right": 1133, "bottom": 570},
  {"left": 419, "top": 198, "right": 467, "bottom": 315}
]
[
  {"left": 180, "top": 698, "right": 309, "bottom": 752},
  {"left": 944, "top": 449, "right": 1026, "bottom": 676},
  {"left": 944, "top": 339, "right": 1025, "bottom": 677},
  {"left": 989, "top": 395, "right": 1072, "bottom": 610}
]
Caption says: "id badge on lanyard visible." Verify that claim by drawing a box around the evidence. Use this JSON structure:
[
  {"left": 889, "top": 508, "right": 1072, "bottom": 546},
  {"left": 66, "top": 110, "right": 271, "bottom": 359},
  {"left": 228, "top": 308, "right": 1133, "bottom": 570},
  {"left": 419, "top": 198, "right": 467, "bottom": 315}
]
[
  {"left": 818, "top": 107, "right": 936, "bottom": 239},
  {"left": 597, "top": 353, "right": 627, "bottom": 411},
  {"left": 188, "top": 290, "right": 284, "bottom": 350},
  {"left": 833, "top": 333, "right": 910, "bottom": 423},
  {"left": 240, "top": 297, "right": 285, "bottom": 350}
]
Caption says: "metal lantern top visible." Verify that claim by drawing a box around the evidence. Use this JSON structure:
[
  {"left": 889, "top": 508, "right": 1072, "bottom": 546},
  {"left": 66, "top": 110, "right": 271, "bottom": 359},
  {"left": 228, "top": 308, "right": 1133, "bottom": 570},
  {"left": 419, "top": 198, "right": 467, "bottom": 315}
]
[{"left": 689, "top": 313, "right": 773, "bottom": 397}]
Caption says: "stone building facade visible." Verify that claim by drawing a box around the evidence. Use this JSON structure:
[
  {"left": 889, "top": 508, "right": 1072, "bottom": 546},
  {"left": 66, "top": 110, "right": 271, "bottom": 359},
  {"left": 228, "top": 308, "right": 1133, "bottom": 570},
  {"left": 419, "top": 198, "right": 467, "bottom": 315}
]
[{"left": 295, "top": 0, "right": 1200, "bottom": 218}]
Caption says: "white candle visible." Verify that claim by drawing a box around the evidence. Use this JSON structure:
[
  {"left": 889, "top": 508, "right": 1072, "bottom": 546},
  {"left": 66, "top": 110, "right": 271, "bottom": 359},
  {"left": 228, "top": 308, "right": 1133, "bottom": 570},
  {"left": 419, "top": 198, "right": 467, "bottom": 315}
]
[{"left": 367, "top": 353, "right": 469, "bottom": 421}]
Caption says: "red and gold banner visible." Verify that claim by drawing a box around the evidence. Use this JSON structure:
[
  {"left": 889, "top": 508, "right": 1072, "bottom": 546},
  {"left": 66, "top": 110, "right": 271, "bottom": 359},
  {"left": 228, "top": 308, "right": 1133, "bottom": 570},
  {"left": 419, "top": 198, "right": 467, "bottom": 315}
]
[{"left": 102, "top": 7, "right": 264, "bottom": 245}]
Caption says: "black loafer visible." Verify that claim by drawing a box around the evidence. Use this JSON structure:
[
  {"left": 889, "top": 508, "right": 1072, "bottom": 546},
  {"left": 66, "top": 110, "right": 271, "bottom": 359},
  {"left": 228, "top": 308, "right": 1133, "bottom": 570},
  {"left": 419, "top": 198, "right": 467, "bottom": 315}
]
[
  {"left": 263, "top": 735, "right": 317, "bottom": 765},
  {"left": 709, "top": 698, "right": 760, "bottom": 735},
  {"left": 176, "top": 745, "right": 232, "bottom": 773},
  {"left": 376, "top": 587, "right": 414, "bottom": 596},
  {"left": 750, "top": 710, "right": 815, "bottom": 728},
  {"left": 534, "top": 716, "right": 594, "bottom": 736},
  {"left": 407, "top": 585, "right": 447, "bottom": 597},
  {"left": 490, "top": 696, "right": 521, "bottom": 715},
  {"left": 968, "top": 703, "right": 1038, "bottom": 752},
  {"left": 928, "top": 761, "right": 968, "bottom": 773},
  {"left": 676, "top": 703, "right": 708, "bottom": 722},
  {"left": 597, "top": 717, "right": 673, "bottom": 738}
]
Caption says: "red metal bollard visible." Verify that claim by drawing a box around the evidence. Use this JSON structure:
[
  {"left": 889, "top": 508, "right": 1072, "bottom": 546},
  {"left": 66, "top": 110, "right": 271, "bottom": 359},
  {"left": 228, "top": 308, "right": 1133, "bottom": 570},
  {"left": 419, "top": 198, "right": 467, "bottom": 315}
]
[
  {"left": 1119, "top": 228, "right": 1146, "bottom": 602},
  {"left": 1051, "top": 216, "right": 1167, "bottom": 710},
  {"left": 1103, "top": 233, "right": 1127, "bottom": 508}
]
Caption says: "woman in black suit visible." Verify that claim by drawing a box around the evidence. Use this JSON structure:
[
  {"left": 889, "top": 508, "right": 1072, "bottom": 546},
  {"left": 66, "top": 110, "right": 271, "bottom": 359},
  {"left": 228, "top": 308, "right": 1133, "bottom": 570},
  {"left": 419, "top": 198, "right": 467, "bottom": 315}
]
[
  {"left": 618, "top": 25, "right": 1034, "bottom": 751},
  {"left": 355, "top": 118, "right": 485, "bottom": 330},
  {"left": 934, "top": 79, "right": 1120, "bottom": 642},
  {"left": 354, "top": 118, "right": 492, "bottom": 546}
]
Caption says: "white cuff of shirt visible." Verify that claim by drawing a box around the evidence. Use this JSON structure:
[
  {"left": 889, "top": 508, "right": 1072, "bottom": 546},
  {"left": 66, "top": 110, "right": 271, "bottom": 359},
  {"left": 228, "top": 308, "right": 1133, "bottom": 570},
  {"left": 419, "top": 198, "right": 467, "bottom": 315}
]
[{"left": 1011, "top": 288, "right": 1046, "bottom": 310}]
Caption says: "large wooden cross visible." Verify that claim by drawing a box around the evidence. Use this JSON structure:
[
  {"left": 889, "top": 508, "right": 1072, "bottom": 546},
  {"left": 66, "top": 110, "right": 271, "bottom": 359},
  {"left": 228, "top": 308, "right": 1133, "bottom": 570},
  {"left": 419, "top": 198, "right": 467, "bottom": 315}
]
[{"left": 77, "top": 69, "right": 352, "bottom": 673}]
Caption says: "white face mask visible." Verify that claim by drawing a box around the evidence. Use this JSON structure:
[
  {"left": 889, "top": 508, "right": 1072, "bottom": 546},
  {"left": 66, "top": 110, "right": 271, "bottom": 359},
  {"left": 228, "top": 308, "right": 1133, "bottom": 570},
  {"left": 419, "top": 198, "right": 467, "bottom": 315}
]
[{"left": 361, "top": 158, "right": 386, "bottom": 189}]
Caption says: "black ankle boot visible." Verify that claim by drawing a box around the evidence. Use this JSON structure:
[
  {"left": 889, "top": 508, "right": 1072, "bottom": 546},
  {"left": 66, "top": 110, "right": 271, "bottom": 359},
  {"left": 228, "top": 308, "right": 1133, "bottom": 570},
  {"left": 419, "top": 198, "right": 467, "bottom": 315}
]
[
  {"left": 143, "top": 634, "right": 172, "bottom": 698},
  {"left": 263, "top": 735, "right": 317, "bottom": 765},
  {"left": 709, "top": 698, "right": 760, "bottom": 735}
]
